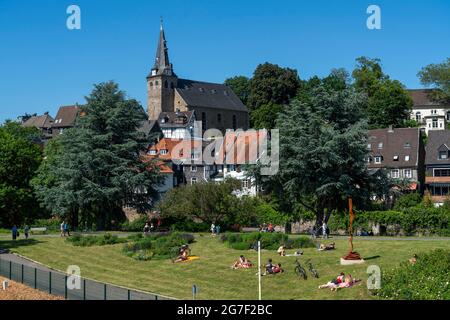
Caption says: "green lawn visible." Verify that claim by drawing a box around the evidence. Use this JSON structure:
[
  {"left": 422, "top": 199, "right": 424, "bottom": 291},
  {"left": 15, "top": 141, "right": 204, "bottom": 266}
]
[{"left": 1, "top": 234, "right": 449, "bottom": 300}]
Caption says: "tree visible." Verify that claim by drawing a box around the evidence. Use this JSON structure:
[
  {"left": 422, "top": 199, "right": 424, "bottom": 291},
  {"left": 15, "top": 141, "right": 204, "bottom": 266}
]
[
  {"left": 225, "top": 76, "right": 251, "bottom": 106},
  {"left": 158, "top": 178, "right": 243, "bottom": 224},
  {"left": 418, "top": 58, "right": 450, "bottom": 104},
  {"left": 248, "top": 62, "right": 300, "bottom": 110},
  {"left": 250, "top": 103, "right": 284, "bottom": 130},
  {"left": 276, "top": 80, "right": 372, "bottom": 227},
  {"left": 0, "top": 121, "right": 43, "bottom": 226},
  {"left": 352, "top": 57, "right": 413, "bottom": 129},
  {"left": 32, "top": 82, "right": 163, "bottom": 230}
]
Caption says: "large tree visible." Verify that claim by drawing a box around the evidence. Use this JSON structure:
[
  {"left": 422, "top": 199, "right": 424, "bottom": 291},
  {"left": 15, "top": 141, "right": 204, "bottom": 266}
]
[
  {"left": 248, "top": 62, "right": 300, "bottom": 110},
  {"left": 276, "top": 79, "right": 372, "bottom": 227},
  {"left": 417, "top": 58, "right": 450, "bottom": 104},
  {"left": 352, "top": 57, "right": 413, "bottom": 129},
  {"left": 0, "top": 121, "right": 43, "bottom": 226},
  {"left": 32, "top": 82, "right": 163, "bottom": 230},
  {"left": 224, "top": 76, "right": 251, "bottom": 106}
]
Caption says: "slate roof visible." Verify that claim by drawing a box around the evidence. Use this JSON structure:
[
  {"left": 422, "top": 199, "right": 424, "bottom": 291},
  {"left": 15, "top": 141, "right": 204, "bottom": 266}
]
[
  {"left": 425, "top": 130, "right": 450, "bottom": 166},
  {"left": 367, "top": 128, "right": 420, "bottom": 168},
  {"left": 408, "top": 89, "right": 447, "bottom": 108},
  {"left": 23, "top": 114, "right": 54, "bottom": 129},
  {"left": 138, "top": 120, "right": 161, "bottom": 134},
  {"left": 176, "top": 79, "right": 248, "bottom": 112},
  {"left": 53, "top": 106, "right": 79, "bottom": 128},
  {"left": 158, "top": 111, "right": 195, "bottom": 128}
]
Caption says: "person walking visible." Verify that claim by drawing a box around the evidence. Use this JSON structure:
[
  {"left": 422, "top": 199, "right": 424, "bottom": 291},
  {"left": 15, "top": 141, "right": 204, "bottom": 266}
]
[
  {"left": 24, "top": 225, "right": 30, "bottom": 239},
  {"left": 64, "top": 222, "right": 71, "bottom": 237},
  {"left": 216, "top": 225, "right": 221, "bottom": 235},
  {"left": 322, "top": 221, "right": 328, "bottom": 239},
  {"left": 60, "top": 221, "right": 65, "bottom": 237},
  {"left": 11, "top": 225, "right": 18, "bottom": 241},
  {"left": 211, "top": 223, "right": 216, "bottom": 236}
]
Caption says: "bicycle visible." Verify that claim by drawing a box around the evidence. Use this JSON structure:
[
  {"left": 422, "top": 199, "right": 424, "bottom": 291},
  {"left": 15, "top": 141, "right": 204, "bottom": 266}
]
[
  {"left": 294, "top": 259, "right": 308, "bottom": 280},
  {"left": 306, "top": 259, "right": 319, "bottom": 278}
]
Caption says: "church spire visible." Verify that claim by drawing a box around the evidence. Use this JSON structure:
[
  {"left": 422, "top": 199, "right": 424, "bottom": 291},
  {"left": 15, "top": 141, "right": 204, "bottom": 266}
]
[{"left": 151, "top": 19, "right": 174, "bottom": 77}]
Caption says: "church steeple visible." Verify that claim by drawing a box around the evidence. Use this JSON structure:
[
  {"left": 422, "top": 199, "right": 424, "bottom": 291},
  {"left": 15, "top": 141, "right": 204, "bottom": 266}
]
[{"left": 150, "top": 19, "right": 174, "bottom": 77}]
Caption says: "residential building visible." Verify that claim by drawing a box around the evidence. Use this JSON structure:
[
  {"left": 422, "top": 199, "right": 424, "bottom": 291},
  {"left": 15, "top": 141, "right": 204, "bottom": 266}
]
[
  {"left": 409, "top": 89, "right": 450, "bottom": 135},
  {"left": 22, "top": 112, "right": 54, "bottom": 140},
  {"left": 158, "top": 110, "right": 197, "bottom": 139},
  {"left": 424, "top": 130, "right": 450, "bottom": 205},
  {"left": 367, "top": 127, "right": 425, "bottom": 192},
  {"left": 146, "top": 24, "right": 249, "bottom": 133},
  {"left": 52, "top": 105, "right": 80, "bottom": 136}
]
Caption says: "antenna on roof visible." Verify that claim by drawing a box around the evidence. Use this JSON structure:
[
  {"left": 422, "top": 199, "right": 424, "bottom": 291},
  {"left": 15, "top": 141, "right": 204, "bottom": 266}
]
[{"left": 160, "top": 16, "right": 164, "bottom": 30}]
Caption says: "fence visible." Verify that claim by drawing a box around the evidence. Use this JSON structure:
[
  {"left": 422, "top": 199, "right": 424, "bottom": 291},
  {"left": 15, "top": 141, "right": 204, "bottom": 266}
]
[{"left": 0, "top": 256, "right": 174, "bottom": 300}]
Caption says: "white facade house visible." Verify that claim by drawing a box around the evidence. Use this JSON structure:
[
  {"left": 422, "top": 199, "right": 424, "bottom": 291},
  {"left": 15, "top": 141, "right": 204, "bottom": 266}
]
[
  {"left": 212, "top": 165, "right": 257, "bottom": 197},
  {"left": 409, "top": 89, "right": 450, "bottom": 135}
]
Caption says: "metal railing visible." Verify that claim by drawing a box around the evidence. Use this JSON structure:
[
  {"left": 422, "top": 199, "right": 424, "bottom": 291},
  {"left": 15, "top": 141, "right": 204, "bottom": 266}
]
[{"left": 0, "top": 256, "right": 174, "bottom": 300}]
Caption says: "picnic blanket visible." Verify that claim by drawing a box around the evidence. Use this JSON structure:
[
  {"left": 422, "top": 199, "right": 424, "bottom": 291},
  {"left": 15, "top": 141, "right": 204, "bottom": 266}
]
[{"left": 285, "top": 253, "right": 303, "bottom": 257}]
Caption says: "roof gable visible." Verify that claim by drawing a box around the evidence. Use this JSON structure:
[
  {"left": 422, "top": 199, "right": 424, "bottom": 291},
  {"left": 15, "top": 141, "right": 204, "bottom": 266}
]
[{"left": 53, "top": 105, "right": 79, "bottom": 128}]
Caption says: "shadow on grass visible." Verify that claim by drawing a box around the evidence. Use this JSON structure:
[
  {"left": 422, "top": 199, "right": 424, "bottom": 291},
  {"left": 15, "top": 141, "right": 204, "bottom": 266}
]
[
  {"left": 363, "top": 255, "right": 381, "bottom": 261},
  {"left": 0, "top": 239, "right": 43, "bottom": 252}
]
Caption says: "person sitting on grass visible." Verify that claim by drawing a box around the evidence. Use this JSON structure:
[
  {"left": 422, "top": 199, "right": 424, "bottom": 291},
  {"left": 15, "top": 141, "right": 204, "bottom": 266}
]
[
  {"left": 272, "top": 263, "right": 284, "bottom": 274},
  {"left": 262, "top": 259, "right": 283, "bottom": 276},
  {"left": 409, "top": 254, "right": 418, "bottom": 265},
  {"left": 232, "top": 255, "right": 253, "bottom": 269},
  {"left": 173, "top": 245, "right": 190, "bottom": 263},
  {"left": 318, "top": 242, "right": 336, "bottom": 251},
  {"left": 277, "top": 245, "right": 286, "bottom": 256}
]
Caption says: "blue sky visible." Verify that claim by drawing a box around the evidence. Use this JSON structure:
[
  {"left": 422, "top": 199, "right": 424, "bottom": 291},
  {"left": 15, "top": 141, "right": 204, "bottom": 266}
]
[{"left": 0, "top": 0, "right": 449, "bottom": 122}]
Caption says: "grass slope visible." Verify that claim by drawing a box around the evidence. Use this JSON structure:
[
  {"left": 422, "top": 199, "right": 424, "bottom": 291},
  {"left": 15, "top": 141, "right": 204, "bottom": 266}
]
[{"left": 1, "top": 234, "right": 449, "bottom": 300}]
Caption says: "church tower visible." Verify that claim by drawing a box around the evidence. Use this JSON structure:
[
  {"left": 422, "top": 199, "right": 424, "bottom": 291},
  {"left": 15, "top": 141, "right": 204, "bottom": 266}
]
[{"left": 147, "top": 23, "right": 178, "bottom": 120}]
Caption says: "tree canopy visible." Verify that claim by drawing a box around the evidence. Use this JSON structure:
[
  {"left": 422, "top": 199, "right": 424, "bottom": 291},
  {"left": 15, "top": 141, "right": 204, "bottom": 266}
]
[
  {"left": 32, "top": 82, "right": 163, "bottom": 230},
  {"left": 418, "top": 58, "right": 450, "bottom": 104}
]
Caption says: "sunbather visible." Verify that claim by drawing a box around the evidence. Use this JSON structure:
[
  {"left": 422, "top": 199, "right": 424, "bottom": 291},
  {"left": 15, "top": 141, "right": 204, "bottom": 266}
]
[
  {"left": 173, "top": 245, "right": 190, "bottom": 263},
  {"left": 277, "top": 246, "right": 286, "bottom": 256},
  {"left": 232, "top": 255, "right": 253, "bottom": 269},
  {"left": 318, "top": 242, "right": 336, "bottom": 251}
]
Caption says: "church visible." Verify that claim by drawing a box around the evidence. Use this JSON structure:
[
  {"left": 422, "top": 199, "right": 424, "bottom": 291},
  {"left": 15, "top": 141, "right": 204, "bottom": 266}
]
[{"left": 146, "top": 24, "right": 249, "bottom": 135}]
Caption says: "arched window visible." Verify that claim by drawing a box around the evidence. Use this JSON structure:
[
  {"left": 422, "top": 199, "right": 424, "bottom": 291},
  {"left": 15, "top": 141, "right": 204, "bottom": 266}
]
[
  {"left": 155, "top": 81, "right": 159, "bottom": 86},
  {"left": 170, "top": 82, "right": 174, "bottom": 89},
  {"left": 164, "top": 80, "right": 168, "bottom": 88},
  {"left": 415, "top": 112, "right": 421, "bottom": 122}
]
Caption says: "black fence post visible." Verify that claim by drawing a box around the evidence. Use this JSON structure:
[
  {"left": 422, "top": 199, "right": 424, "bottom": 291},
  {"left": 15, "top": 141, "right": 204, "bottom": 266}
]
[
  {"left": 34, "top": 268, "right": 37, "bottom": 289},
  {"left": 83, "top": 279, "right": 86, "bottom": 300},
  {"left": 104, "top": 284, "right": 107, "bottom": 300},
  {"left": 128, "top": 290, "right": 131, "bottom": 300},
  {"left": 49, "top": 271, "right": 52, "bottom": 294},
  {"left": 65, "top": 275, "right": 68, "bottom": 299},
  {"left": 9, "top": 261, "right": 12, "bottom": 279},
  {"left": 21, "top": 264, "right": 24, "bottom": 284}
]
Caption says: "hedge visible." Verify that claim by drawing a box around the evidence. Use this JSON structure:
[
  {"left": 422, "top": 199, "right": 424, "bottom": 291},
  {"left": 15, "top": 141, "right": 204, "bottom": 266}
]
[
  {"left": 327, "top": 207, "right": 450, "bottom": 236},
  {"left": 373, "top": 249, "right": 450, "bottom": 300},
  {"left": 220, "top": 232, "right": 315, "bottom": 250}
]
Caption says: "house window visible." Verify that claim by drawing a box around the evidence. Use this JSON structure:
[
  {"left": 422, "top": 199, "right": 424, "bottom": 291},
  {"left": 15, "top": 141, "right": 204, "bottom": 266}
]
[
  {"left": 242, "top": 179, "right": 250, "bottom": 189},
  {"left": 232, "top": 115, "right": 237, "bottom": 130},
  {"left": 447, "top": 111, "right": 450, "bottom": 121},
  {"left": 160, "top": 149, "right": 168, "bottom": 155},
  {"left": 191, "top": 178, "right": 197, "bottom": 185},
  {"left": 155, "top": 81, "right": 159, "bottom": 86},
  {"left": 149, "top": 150, "right": 157, "bottom": 155},
  {"left": 433, "top": 119, "right": 438, "bottom": 128},
  {"left": 191, "top": 166, "right": 197, "bottom": 172},
  {"left": 374, "top": 156, "right": 382, "bottom": 164},
  {"left": 415, "top": 112, "right": 421, "bottom": 122},
  {"left": 434, "top": 169, "right": 450, "bottom": 177},
  {"left": 391, "top": 169, "right": 400, "bottom": 178},
  {"left": 404, "top": 142, "right": 411, "bottom": 148},
  {"left": 405, "top": 155, "right": 410, "bottom": 161},
  {"left": 439, "top": 151, "right": 448, "bottom": 160},
  {"left": 404, "top": 169, "right": 412, "bottom": 179},
  {"left": 202, "top": 112, "right": 207, "bottom": 130},
  {"left": 393, "top": 155, "right": 399, "bottom": 161},
  {"left": 378, "top": 142, "right": 383, "bottom": 149}
]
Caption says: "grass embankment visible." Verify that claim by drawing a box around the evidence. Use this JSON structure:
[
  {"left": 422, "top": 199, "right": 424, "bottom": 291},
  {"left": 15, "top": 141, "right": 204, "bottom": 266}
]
[{"left": 1, "top": 234, "right": 449, "bottom": 300}]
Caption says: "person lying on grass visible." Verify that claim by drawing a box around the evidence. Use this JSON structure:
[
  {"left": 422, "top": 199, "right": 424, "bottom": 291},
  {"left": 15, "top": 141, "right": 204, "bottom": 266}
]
[
  {"left": 318, "top": 273, "right": 360, "bottom": 291},
  {"left": 318, "top": 242, "right": 336, "bottom": 251},
  {"left": 173, "top": 245, "right": 190, "bottom": 263},
  {"left": 231, "top": 255, "right": 253, "bottom": 269}
]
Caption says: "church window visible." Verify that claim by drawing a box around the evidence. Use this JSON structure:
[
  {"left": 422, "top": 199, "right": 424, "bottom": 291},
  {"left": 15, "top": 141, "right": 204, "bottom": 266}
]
[
  {"left": 150, "top": 82, "right": 153, "bottom": 88},
  {"left": 232, "top": 115, "right": 237, "bottom": 130},
  {"left": 202, "top": 112, "right": 207, "bottom": 129},
  {"left": 164, "top": 80, "right": 168, "bottom": 88},
  {"left": 155, "top": 81, "right": 159, "bottom": 86},
  {"left": 217, "top": 113, "right": 222, "bottom": 123},
  {"left": 171, "top": 82, "right": 174, "bottom": 89}
]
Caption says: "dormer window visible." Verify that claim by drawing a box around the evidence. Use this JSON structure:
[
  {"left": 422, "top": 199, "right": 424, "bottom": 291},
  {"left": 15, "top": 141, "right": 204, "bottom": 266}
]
[
  {"left": 404, "top": 142, "right": 411, "bottom": 148},
  {"left": 374, "top": 156, "right": 382, "bottom": 164},
  {"left": 160, "top": 149, "right": 168, "bottom": 155},
  {"left": 393, "top": 155, "right": 399, "bottom": 161},
  {"left": 405, "top": 155, "right": 410, "bottom": 161},
  {"left": 439, "top": 151, "right": 448, "bottom": 160},
  {"left": 149, "top": 150, "right": 157, "bottom": 155},
  {"left": 378, "top": 142, "right": 383, "bottom": 149}
]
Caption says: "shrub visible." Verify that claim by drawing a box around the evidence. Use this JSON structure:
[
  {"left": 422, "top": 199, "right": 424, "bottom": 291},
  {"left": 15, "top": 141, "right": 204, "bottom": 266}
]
[
  {"left": 31, "top": 218, "right": 61, "bottom": 231},
  {"left": 221, "top": 232, "right": 314, "bottom": 250},
  {"left": 123, "top": 232, "right": 195, "bottom": 261},
  {"left": 67, "top": 233, "right": 126, "bottom": 247},
  {"left": 393, "top": 192, "right": 422, "bottom": 210},
  {"left": 374, "top": 249, "right": 450, "bottom": 300}
]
